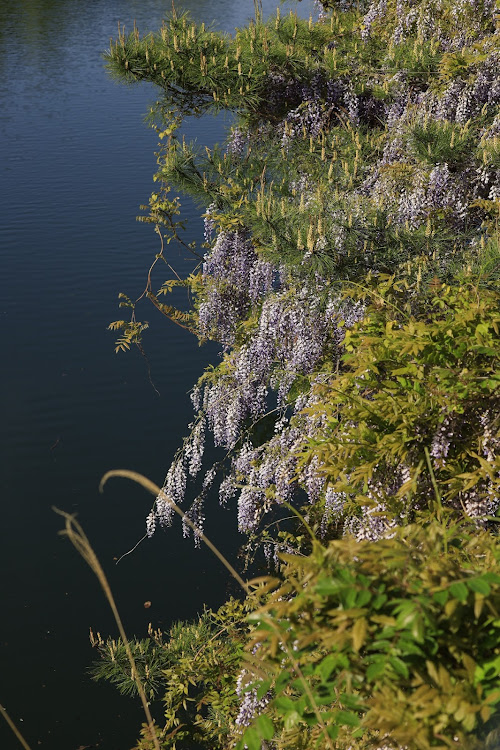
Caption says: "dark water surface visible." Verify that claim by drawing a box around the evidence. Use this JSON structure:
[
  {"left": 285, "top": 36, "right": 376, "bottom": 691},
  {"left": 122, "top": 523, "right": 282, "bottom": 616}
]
[{"left": 0, "top": 1, "right": 315, "bottom": 747}]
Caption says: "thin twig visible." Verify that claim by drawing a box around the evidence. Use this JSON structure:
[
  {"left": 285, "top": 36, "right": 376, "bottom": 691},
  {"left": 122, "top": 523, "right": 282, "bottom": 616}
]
[
  {"left": 0, "top": 704, "right": 32, "bottom": 750},
  {"left": 135, "top": 340, "right": 161, "bottom": 396},
  {"left": 424, "top": 446, "right": 443, "bottom": 521},
  {"left": 135, "top": 225, "right": 183, "bottom": 305},
  {"left": 115, "top": 534, "right": 148, "bottom": 565},
  {"left": 146, "top": 290, "right": 194, "bottom": 332}
]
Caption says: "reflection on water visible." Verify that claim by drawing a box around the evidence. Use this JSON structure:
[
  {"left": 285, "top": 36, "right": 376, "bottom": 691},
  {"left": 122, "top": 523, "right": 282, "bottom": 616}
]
[{"left": 0, "top": 1, "right": 315, "bottom": 748}]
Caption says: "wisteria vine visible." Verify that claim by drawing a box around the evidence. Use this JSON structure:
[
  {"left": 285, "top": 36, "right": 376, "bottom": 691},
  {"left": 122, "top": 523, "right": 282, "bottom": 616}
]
[{"left": 104, "top": 0, "right": 500, "bottom": 552}]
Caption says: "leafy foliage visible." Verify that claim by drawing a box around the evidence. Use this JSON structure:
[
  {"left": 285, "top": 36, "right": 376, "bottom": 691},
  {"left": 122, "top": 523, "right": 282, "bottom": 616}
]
[
  {"left": 96, "top": 0, "right": 500, "bottom": 747},
  {"left": 108, "top": 293, "right": 150, "bottom": 352},
  {"left": 298, "top": 279, "right": 500, "bottom": 536},
  {"left": 242, "top": 520, "right": 500, "bottom": 749}
]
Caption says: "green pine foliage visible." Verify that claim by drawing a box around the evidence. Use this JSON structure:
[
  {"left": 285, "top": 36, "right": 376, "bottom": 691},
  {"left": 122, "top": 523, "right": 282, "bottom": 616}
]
[
  {"left": 104, "top": 8, "right": 335, "bottom": 119},
  {"left": 91, "top": 601, "right": 249, "bottom": 749}
]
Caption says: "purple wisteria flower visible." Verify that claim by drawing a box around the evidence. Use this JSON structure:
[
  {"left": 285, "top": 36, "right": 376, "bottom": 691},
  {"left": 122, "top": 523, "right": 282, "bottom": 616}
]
[
  {"left": 203, "top": 202, "right": 216, "bottom": 243},
  {"left": 145, "top": 489, "right": 174, "bottom": 538},
  {"left": 226, "top": 126, "right": 249, "bottom": 158},
  {"left": 345, "top": 502, "right": 398, "bottom": 541},
  {"left": 199, "top": 230, "right": 274, "bottom": 347},
  {"left": 184, "top": 417, "right": 206, "bottom": 478},
  {"left": 361, "top": 0, "right": 387, "bottom": 40},
  {"left": 430, "top": 416, "right": 454, "bottom": 468},
  {"left": 320, "top": 486, "right": 346, "bottom": 536},
  {"left": 235, "top": 669, "right": 272, "bottom": 728}
]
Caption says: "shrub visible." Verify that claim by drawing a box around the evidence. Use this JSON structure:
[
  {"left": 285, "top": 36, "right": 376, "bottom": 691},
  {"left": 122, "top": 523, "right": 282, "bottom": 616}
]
[
  {"left": 241, "top": 521, "right": 500, "bottom": 750},
  {"left": 299, "top": 279, "right": 500, "bottom": 538}
]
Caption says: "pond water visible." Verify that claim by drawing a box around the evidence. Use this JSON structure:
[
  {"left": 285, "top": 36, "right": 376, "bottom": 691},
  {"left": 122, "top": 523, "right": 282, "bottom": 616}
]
[{"left": 0, "top": 1, "right": 315, "bottom": 747}]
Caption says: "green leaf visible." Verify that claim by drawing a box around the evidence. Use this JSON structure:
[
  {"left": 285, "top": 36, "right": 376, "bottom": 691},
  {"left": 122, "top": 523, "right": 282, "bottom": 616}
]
[
  {"left": 284, "top": 710, "right": 302, "bottom": 730},
  {"left": 467, "top": 577, "right": 491, "bottom": 596},
  {"left": 275, "top": 670, "right": 292, "bottom": 693},
  {"left": 449, "top": 581, "right": 469, "bottom": 602},
  {"left": 372, "top": 593, "right": 388, "bottom": 609},
  {"left": 394, "top": 601, "right": 418, "bottom": 628},
  {"left": 275, "top": 695, "right": 296, "bottom": 712},
  {"left": 338, "top": 693, "right": 363, "bottom": 711},
  {"left": 389, "top": 656, "right": 410, "bottom": 679},
  {"left": 396, "top": 636, "right": 425, "bottom": 656},
  {"left": 476, "top": 655, "right": 500, "bottom": 681},
  {"left": 241, "top": 728, "right": 261, "bottom": 750},
  {"left": 482, "top": 573, "right": 500, "bottom": 585},
  {"left": 318, "top": 654, "right": 338, "bottom": 682},
  {"left": 316, "top": 578, "right": 343, "bottom": 596},
  {"left": 366, "top": 660, "right": 386, "bottom": 681},
  {"left": 326, "top": 724, "right": 339, "bottom": 740},
  {"left": 256, "top": 679, "right": 272, "bottom": 700},
  {"left": 356, "top": 589, "right": 372, "bottom": 607},
  {"left": 411, "top": 615, "right": 425, "bottom": 643},
  {"left": 368, "top": 638, "right": 393, "bottom": 650},
  {"left": 335, "top": 710, "right": 361, "bottom": 727},
  {"left": 433, "top": 589, "right": 449, "bottom": 605},
  {"left": 255, "top": 714, "right": 274, "bottom": 740}
]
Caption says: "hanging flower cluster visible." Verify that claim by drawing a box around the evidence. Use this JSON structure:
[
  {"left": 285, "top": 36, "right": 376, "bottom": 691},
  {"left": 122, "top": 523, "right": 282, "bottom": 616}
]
[{"left": 198, "top": 230, "right": 274, "bottom": 347}]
